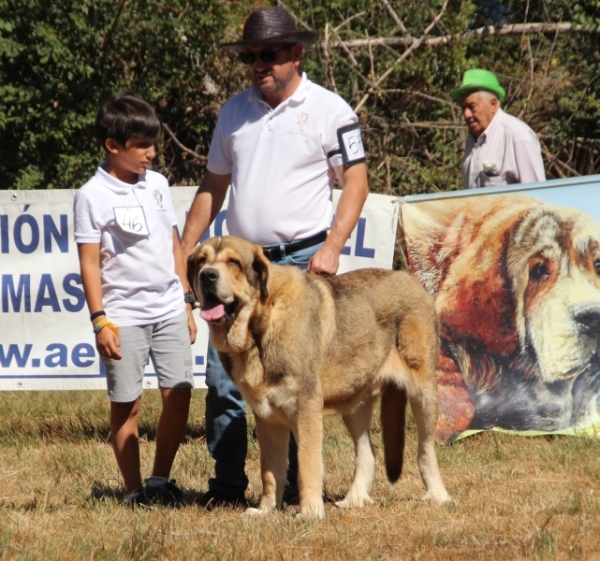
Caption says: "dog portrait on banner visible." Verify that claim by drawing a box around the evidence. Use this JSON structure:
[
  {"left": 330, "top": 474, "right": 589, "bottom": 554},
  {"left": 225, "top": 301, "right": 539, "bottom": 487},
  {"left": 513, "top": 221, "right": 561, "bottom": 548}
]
[{"left": 402, "top": 192, "right": 600, "bottom": 443}]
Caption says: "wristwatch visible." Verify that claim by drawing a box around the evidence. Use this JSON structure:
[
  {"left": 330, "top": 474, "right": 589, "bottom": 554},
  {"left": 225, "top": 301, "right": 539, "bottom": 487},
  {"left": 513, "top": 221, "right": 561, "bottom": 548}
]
[{"left": 184, "top": 291, "right": 196, "bottom": 305}]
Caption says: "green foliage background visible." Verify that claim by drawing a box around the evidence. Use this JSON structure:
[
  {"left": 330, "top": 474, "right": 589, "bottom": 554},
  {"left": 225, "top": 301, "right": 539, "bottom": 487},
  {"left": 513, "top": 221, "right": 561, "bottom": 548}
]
[{"left": 0, "top": 0, "right": 599, "bottom": 195}]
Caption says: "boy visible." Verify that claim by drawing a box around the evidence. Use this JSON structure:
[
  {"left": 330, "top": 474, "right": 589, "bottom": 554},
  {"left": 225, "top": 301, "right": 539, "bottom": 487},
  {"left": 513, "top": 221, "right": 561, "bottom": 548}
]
[{"left": 73, "top": 93, "right": 197, "bottom": 508}]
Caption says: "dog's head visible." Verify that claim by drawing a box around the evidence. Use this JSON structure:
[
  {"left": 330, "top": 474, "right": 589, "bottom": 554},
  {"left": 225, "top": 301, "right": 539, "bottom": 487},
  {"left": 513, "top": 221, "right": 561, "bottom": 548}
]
[
  {"left": 187, "top": 236, "right": 270, "bottom": 325},
  {"left": 404, "top": 194, "right": 600, "bottom": 389}
]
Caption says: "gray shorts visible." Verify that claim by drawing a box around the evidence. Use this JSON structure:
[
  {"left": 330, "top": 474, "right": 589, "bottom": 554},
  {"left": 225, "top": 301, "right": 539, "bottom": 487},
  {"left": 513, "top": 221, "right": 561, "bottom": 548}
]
[{"left": 102, "top": 312, "right": 194, "bottom": 402}]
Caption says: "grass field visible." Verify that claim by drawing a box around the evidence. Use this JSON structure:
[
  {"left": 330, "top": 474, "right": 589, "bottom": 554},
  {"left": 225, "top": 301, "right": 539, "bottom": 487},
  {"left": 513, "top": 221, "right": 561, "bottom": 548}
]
[{"left": 0, "top": 390, "right": 599, "bottom": 560}]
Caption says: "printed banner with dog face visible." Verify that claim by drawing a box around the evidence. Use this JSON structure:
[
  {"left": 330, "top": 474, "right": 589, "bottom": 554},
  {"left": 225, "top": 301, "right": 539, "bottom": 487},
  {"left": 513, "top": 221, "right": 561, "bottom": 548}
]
[
  {"left": 0, "top": 187, "right": 398, "bottom": 391},
  {"left": 400, "top": 175, "right": 600, "bottom": 443}
]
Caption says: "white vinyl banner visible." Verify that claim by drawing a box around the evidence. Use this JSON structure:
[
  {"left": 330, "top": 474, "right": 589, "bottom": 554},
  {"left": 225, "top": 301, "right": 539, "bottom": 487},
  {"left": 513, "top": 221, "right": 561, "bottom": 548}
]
[{"left": 0, "top": 187, "right": 398, "bottom": 390}]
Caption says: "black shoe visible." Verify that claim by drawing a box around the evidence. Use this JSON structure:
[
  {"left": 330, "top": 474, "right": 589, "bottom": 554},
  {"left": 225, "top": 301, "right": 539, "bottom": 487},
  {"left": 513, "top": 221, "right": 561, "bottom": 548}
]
[
  {"left": 197, "top": 489, "right": 248, "bottom": 510},
  {"left": 145, "top": 479, "right": 186, "bottom": 509},
  {"left": 125, "top": 487, "right": 152, "bottom": 509}
]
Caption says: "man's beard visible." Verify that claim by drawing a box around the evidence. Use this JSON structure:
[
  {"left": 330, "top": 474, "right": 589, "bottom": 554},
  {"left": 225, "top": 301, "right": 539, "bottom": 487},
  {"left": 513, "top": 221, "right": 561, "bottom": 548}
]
[{"left": 253, "top": 70, "right": 294, "bottom": 95}]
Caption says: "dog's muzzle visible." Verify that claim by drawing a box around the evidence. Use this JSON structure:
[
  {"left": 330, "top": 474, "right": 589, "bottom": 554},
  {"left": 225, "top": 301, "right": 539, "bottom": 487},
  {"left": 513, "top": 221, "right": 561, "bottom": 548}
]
[
  {"left": 198, "top": 267, "right": 237, "bottom": 323},
  {"left": 200, "top": 267, "right": 219, "bottom": 287}
]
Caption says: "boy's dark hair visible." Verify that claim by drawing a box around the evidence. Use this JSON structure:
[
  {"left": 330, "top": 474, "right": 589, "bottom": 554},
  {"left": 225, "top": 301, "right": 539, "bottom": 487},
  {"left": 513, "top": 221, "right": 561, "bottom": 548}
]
[{"left": 95, "top": 93, "right": 162, "bottom": 149}]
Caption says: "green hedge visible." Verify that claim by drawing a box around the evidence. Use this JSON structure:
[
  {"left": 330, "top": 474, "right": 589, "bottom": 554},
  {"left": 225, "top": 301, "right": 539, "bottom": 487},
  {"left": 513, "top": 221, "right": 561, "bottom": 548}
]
[{"left": 0, "top": 0, "right": 599, "bottom": 194}]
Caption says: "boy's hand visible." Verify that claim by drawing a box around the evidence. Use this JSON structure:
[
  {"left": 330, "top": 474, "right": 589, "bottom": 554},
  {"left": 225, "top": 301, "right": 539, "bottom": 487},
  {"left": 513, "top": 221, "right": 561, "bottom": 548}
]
[
  {"left": 186, "top": 306, "right": 197, "bottom": 344},
  {"left": 95, "top": 328, "right": 122, "bottom": 360}
]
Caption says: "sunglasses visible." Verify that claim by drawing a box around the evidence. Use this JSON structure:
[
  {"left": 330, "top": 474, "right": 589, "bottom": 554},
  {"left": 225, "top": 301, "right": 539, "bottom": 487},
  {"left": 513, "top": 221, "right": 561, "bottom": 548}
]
[{"left": 238, "top": 46, "right": 293, "bottom": 65}]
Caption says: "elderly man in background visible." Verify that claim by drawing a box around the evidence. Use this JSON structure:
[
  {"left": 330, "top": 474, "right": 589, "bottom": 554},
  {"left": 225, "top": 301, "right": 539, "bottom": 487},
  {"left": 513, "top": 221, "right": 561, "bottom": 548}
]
[{"left": 451, "top": 69, "right": 545, "bottom": 189}]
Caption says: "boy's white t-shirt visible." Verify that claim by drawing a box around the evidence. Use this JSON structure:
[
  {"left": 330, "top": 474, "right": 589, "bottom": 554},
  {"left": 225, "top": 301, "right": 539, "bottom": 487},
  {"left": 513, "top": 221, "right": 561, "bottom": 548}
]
[{"left": 73, "top": 166, "right": 185, "bottom": 326}]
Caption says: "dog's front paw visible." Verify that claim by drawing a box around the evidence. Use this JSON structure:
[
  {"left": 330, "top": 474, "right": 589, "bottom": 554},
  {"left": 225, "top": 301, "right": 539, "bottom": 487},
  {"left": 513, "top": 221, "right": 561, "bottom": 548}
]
[
  {"left": 299, "top": 500, "right": 325, "bottom": 519},
  {"left": 421, "top": 489, "right": 453, "bottom": 505},
  {"left": 244, "top": 507, "right": 267, "bottom": 516},
  {"left": 335, "top": 494, "right": 375, "bottom": 509}
]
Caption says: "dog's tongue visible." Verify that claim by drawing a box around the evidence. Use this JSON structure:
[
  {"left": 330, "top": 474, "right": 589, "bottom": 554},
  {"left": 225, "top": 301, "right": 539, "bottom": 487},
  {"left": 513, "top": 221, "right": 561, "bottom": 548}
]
[{"left": 200, "top": 301, "right": 226, "bottom": 322}]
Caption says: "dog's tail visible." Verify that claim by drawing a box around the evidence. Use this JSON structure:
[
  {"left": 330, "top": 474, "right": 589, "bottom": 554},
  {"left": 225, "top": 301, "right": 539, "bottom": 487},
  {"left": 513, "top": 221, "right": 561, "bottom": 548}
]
[{"left": 380, "top": 383, "right": 407, "bottom": 483}]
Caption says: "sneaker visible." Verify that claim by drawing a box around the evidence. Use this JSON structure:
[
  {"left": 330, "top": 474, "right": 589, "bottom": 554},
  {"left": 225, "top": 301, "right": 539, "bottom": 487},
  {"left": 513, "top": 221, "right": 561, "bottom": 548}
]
[
  {"left": 144, "top": 479, "right": 186, "bottom": 509},
  {"left": 125, "top": 487, "right": 151, "bottom": 509},
  {"left": 197, "top": 489, "right": 248, "bottom": 511}
]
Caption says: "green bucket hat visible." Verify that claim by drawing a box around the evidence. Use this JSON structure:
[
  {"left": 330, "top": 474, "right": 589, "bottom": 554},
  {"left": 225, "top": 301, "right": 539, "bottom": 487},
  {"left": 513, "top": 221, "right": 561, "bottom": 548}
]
[{"left": 450, "top": 69, "right": 506, "bottom": 102}]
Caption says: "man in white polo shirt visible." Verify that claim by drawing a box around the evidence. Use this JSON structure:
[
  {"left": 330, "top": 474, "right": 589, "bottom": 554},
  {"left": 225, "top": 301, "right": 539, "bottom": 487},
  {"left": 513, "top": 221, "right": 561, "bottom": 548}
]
[
  {"left": 451, "top": 69, "right": 546, "bottom": 189},
  {"left": 181, "top": 6, "right": 369, "bottom": 508}
]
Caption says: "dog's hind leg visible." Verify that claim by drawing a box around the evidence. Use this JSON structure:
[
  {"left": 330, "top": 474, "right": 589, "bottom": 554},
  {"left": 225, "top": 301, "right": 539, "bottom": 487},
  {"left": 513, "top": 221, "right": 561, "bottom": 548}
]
[
  {"left": 246, "top": 416, "right": 289, "bottom": 515},
  {"left": 397, "top": 305, "right": 451, "bottom": 504},
  {"left": 335, "top": 397, "right": 376, "bottom": 509},
  {"left": 410, "top": 387, "right": 452, "bottom": 504}
]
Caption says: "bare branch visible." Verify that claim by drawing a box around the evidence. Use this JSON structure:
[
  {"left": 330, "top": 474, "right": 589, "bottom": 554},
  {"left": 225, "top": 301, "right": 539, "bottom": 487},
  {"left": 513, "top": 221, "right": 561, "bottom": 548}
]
[
  {"left": 163, "top": 123, "right": 207, "bottom": 164},
  {"left": 376, "top": 88, "right": 456, "bottom": 108},
  {"left": 354, "top": 0, "right": 450, "bottom": 112},
  {"left": 333, "top": 11, "right": 367, "bottom": 34},
  {"left": 396, "top": 121, "right": 466, "bottom": 130},
  {"left": 328, "top": 21, "right": 359, "bottom": 66},
  {"left": 380, "top": 0, "right": 409, "bottom": 36},
  {"left": 278, "top": 0, "right": 313, "bottom": 32},
  {"left": 541, "top": 144, "right": 580, "bottom": 177},
  {"left": 327, "top": 22, "right": 586, "bottom": 50},
  {"left": 322, "top": 23, "right": 337, "bottom": 92},
  {"left": 101, "top": 0, "right": 127, "bottom": 60}
]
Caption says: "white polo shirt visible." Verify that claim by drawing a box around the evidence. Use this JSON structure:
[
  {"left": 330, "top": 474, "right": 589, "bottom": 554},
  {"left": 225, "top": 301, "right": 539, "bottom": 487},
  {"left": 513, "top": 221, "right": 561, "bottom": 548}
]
[
  {"left": 462, "top": 108, "right": 546, "bottom": 189},
  {"left": 207, "top": 73, "right": 359, "bottom": 245},
  {"left": 73, "top": 166, "right": 185, "bottom": 326}
]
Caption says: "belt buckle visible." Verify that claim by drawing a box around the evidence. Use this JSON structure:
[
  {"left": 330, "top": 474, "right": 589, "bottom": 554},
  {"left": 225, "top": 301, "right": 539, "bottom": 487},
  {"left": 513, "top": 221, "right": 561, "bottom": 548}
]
[{"left": 262, "top": 246, "right": 281, "bottom": 262}]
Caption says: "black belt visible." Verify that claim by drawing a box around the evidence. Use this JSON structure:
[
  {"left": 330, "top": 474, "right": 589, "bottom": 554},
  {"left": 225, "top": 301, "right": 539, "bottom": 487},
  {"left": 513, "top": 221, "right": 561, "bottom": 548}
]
[{"left": 261, "top": 231, "right": 327, "bottom": 262}]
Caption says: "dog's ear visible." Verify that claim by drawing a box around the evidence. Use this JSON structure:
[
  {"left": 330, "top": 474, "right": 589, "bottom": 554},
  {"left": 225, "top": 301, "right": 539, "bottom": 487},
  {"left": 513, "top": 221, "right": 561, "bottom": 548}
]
[
  {"left": 252, "top": 247, "right": 270, "bottom": 299},
  {"left": 402, "top": 197, "right": 467, "bottom": 294},
  {"left": 437, "top": 225, "right": 520, "bottom": 358}
]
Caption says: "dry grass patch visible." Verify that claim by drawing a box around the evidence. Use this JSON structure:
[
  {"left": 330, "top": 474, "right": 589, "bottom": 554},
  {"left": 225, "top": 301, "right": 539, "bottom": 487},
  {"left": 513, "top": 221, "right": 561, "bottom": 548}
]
[{"left": 0, "top": 390, "right": 599, "bottom": 560}]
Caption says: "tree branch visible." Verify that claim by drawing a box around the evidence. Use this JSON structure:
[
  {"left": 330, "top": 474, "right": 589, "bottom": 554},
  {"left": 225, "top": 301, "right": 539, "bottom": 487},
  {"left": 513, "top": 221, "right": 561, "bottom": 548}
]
[
  {"left": 328, "top": 22, "right": 587, "bottom": 50},
  {"left": 380, "top": 0, "right": 409, "bottom": 36},
  {"left": 162, "top": 123, "right": 207, "bottom": 164},
  {"left": 354, "top": 0, "right": 450, "bottom": 112},
  {"left": 101, "top": 0, "right": 128, "bottom": 60}
]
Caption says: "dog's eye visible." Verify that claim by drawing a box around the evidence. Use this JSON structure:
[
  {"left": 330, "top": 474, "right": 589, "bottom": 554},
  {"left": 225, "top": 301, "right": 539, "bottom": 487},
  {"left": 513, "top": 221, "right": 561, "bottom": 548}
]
[
  {"left": 227, "top": 259, "right": 241, "bottom": 269},
  {"left": 196, "top": 257, "right": 206, "bottom": 268},
  {"left": 529, "top": 261, "right": 550, "bottom": 281}
]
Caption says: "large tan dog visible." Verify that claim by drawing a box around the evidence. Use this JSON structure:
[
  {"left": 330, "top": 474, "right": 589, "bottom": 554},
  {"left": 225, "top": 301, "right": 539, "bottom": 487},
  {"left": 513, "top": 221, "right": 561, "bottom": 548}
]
[
  {"left": 403, "top": 194, "right": 600, "bottom": 440},
  {"left": 188, "top": 235, "right": 451, "bottom": 518}
]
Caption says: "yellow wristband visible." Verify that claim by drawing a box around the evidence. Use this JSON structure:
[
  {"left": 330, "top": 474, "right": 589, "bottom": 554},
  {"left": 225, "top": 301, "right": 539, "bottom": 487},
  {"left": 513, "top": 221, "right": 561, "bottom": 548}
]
[{"left": 93, "top": 318, "right": 120, "bottom": 337}]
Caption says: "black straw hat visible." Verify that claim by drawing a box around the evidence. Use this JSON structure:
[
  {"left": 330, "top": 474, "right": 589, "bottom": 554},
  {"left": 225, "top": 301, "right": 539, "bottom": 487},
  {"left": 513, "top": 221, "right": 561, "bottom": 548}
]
[{"left": 220, "top": 6, "right": 318, "bottom": 51}]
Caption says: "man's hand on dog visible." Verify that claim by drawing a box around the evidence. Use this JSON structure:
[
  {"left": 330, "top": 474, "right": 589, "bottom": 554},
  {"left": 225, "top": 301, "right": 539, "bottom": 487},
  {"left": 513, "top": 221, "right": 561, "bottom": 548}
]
[{"left": 307, "top": 245, "right": 339, "bottom": 275}]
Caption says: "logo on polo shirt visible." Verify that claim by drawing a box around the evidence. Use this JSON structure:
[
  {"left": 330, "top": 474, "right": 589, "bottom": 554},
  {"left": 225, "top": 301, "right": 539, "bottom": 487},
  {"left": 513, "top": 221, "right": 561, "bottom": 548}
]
[
  {"left": 285, "top": 111, "right": 309, "bottom": 137},
  {"left": 296, "top": 112, "right": 308, "bottom": 135},
  {"left": 154, "top": 190, "right": 165, "bottom": 210}
]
